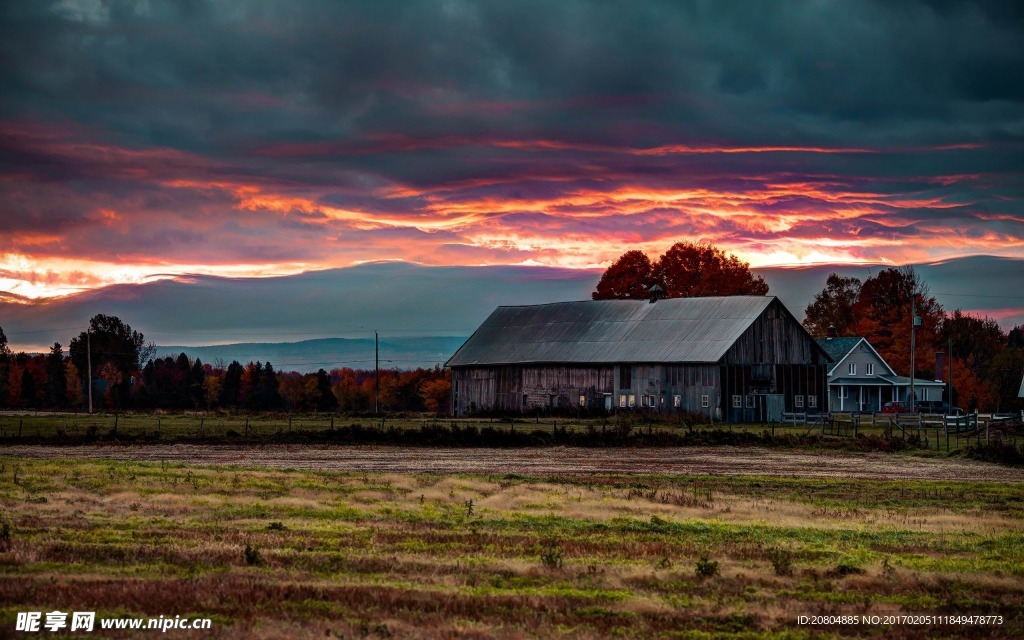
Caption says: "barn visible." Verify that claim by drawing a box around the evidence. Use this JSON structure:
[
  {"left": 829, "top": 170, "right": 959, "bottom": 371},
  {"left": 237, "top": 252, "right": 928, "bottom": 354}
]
[{"left": 446, "top": 296, "right": 832, "bottom": 421}]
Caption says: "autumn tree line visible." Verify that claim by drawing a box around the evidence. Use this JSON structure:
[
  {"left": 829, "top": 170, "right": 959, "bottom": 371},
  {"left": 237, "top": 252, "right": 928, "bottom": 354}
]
[
  {"left": 0, "top": 316, "right": 451, "bottom": 414},
  {"left": 801, "top": 269, "right": 1024, "bottom": 412},
  {"left": 596, "top": 242, "right": 1024, "bottom": 412},
  {"left": 1, "top": 242, "right": 1020, "bottom": 414}
]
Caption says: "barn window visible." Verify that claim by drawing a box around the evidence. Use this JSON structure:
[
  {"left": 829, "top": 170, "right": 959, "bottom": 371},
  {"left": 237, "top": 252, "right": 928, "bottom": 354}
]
[
  {"left": 619, "top": 394, "right": 627, "bottom": 408},
  {"left": 732, "top": 395, "right": 742, "bottom": 408},
  {"left": 795, "top": 395, "right": 804, "bottom": 408},
  {"left": 701, "top": 395, "right": 709, "bottom": 408},
  {"left": 628, "top": 394, "right": 636, "bottom": 407},
  {"left": 865, "top": 363, "right": 874, "bottom": 375},
  {"left": 673, "top": 395, "right": 681, "bottom": 408},
  {"left": 522, "top": 393, "right": 528, "bottom": 407},
  {"left": 579, "top": 394, "right": 586, "bottom": 407},
  {"left": 642, "top": 395, "right": 655, "bottom": 407},
  {"left": 848, "top": 363, "right": 857, "bottom": 375},
  {"left": 808, "top": 395, "right": 818, "bottom": 409},
  {"left": 746, "top": 395, "right": 754, "bottom": 408}
]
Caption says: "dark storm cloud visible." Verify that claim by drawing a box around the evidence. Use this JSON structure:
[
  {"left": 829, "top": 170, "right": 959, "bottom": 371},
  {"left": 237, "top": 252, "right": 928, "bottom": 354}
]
[
  {"left": 0, "top": 0, "right": 1022, "bottom": 301},
  {"left": 4, "top": 0, "right": 1021, "bottom": 149}
]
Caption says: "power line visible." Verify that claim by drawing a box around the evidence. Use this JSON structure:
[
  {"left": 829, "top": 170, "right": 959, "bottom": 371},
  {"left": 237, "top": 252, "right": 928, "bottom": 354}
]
[{"left": 933, "top": 293, "right": 1024, "bottom": 300}]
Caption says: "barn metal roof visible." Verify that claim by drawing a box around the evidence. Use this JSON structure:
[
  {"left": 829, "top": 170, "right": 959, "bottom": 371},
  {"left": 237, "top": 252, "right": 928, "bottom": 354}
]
[{"left": 446, "top": 296, "right": 777, "bottom": 367}]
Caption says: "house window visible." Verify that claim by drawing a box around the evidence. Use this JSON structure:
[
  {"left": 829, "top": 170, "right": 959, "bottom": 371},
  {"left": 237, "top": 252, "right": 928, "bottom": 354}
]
[
  {"left": 865, "top": 363, "right": 874, "bottom": 375},
  {"left": 522, "top": 393, "right": 528, "bottom": 407},
  {"left": 808, "top": 395, "right": 817, "bottom": 409},
  {"left": 848, "top": 363, "right": 857, "bottom": 375},
  {"left": 795, "top": 395, "right": 804, "bottom": 408},
  {"left": 619, "top": 394, "right": 627, "bottom": 408},
  {"left": 746, "top": 395, "right": 754, "bottom": 408},
  {"left": 628, "top": 394, "right": 636, "bottom": 408},
  {"left": 673, "top": 395, "right": 681, "bottom": 408},
  {"left": 732, "top": 395, "right": 742, "bottom": 408},
  {"left": 579, "top": 394, "right": 586, "bottom": 407},
  {"left": 701, "top": 395, "right": 709, "bottom": 408},
  {"left": 641, "top": 395, "right": 653, "bottom": 407}
]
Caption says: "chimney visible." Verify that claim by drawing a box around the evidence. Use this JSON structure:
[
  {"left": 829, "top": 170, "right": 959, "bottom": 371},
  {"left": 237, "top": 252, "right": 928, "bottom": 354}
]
[{"left": 648, "top": 284, "right": 665, "bottom": 303}]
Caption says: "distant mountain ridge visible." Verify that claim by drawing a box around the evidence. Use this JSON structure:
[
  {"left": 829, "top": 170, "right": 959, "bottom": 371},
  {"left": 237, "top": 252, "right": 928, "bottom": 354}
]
[
  {"left": 2, "top": 257, "right": 1021, "bottom": 353},
  {"left": 155, "top": 336, "right": 467, "bottom": 373}
]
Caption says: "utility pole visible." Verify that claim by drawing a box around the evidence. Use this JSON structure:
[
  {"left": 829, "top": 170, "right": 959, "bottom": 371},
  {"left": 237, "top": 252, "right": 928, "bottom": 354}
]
[
  {"left": 909, "top": 296, "right": 916, "bottom": 409},
  {"left": 948, "top": 337, "right": 953, "bottom": 409},
  {"left": 374, "top": 331, "right": 379, "bottom": 414},
  {"left": 87, "top": 328, "right": 93, "bottom": 415}
]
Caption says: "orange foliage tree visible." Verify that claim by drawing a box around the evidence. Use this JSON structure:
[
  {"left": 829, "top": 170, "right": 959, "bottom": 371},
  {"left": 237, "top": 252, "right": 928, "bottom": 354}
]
[
  {"left": 850, "top": 267, "right": 943, "bottom": 378},
  {"left": 593, "top": 242, "right": 768, "bottom": 300}
]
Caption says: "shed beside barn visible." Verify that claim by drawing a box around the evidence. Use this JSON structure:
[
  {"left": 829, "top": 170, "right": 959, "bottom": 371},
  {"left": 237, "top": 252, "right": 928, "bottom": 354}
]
[{"left": 446, "top": 296, "right": 832, "bottom": 421}]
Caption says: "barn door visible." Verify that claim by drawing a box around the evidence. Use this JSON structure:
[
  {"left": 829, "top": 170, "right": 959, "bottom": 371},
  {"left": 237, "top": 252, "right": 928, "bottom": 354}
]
[{"left": 766, "top": 394, "right": 785, "bottom": 423}]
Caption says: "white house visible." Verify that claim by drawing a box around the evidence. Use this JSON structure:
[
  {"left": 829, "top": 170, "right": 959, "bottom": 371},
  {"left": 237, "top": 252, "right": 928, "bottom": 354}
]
[{"left": 815, "top": 337, "right": 944, "bottom": 412}]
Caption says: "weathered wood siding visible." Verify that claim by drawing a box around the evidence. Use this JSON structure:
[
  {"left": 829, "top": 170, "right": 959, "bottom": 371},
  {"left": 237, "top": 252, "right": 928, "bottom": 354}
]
[
  {"left": 723, "top": 298, "right": 831, "bottom": 366},
  {"left": 452, "top": 363, "right": 721, "bottom": 417},
  {"left": 452, "top": 365, "right": 615, "bottom": 415},
  {"left": 450, "top": 298, "right": 831, "bottom": 420}
]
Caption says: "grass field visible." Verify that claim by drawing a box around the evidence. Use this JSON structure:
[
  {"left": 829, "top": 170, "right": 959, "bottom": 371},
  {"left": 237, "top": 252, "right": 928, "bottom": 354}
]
[
  {"left": 1, "top": 456, "right": 1022, "bottom": 638},
  {"left": 1, "top": 411, "right": 1016, "bottom": 457}
]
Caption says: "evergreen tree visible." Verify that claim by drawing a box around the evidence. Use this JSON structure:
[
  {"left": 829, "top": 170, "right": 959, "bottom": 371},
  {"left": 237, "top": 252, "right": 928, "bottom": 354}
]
[
  {"left": 315, "top": 369, "right": 338, "bottom": 411},
  {"left": 221, "top": 361, "right": 244, "bottom": 408},
  {"left": 191, "top": 358, "right": 206, "bottom": 408},
  {"left": 262, "top": 362, "right": 283, "bottom": 410},
  {"left": 20, "top": 367, "right": 36, "bottom": 408},
  {"left": 45, "top": 343, "right": 68, "bottom": 408}
]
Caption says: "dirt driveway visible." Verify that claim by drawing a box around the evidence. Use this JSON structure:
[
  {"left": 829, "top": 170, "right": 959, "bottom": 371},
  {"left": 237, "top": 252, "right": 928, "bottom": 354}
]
[{"left": 3, "top": 444, "right": 1024, "bottom": 482}]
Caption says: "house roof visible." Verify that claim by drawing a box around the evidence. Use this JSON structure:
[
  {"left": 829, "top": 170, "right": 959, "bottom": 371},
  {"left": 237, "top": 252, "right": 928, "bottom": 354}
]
[
  {"left": 884, "top": 376, "right": 945, "bottom": 387},
  {"left": 815, "top": 337, "right": 862, "bottom": 363},
  {"left": 828, "top": 377, "right": 893, "bottom": 386},
  {"left": 827, "top": 375, "right": 945, "bottom": 387},
  {"left": 815, "top": 336, "right": 897, "bottom": 377},
  {"left": 447, "top": 296, "right": 783, "bottom": 367}
]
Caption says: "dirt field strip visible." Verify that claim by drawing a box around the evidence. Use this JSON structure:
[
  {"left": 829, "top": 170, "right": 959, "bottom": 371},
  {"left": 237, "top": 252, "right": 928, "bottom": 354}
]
[{"left": 3, "top": 444, "right": 1024, "bottom": 481}]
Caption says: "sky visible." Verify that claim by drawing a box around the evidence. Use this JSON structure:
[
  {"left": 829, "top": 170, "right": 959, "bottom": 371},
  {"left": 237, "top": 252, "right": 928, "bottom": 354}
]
[{"left": 1, "top": 1, "right": 1022, "bottom": 313}]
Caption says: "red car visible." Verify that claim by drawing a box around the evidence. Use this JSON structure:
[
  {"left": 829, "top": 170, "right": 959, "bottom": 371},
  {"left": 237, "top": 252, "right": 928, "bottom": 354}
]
[{"left": 882, "top": 401, "right": 913, "bottom": 413}]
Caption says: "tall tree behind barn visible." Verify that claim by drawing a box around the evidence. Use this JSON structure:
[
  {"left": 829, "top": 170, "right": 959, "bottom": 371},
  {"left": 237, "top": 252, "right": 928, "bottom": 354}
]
[{"left": 446, "top": 296, "right": 831, "bottom": 421}]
